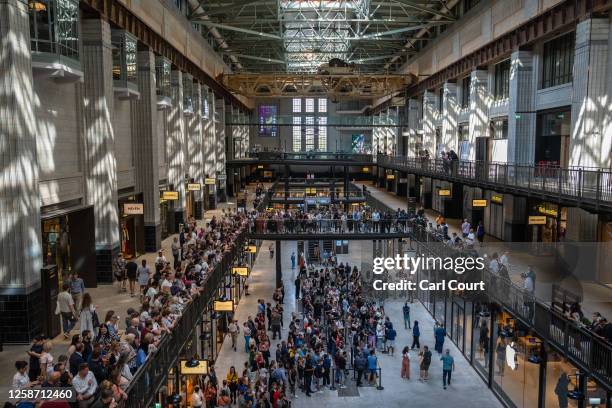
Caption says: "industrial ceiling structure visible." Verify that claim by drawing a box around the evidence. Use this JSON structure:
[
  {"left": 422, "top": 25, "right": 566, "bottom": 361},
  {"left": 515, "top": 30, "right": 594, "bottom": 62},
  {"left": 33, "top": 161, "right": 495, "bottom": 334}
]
[{"left": 188, "top": 0, "right": 457, "bottom": 74}]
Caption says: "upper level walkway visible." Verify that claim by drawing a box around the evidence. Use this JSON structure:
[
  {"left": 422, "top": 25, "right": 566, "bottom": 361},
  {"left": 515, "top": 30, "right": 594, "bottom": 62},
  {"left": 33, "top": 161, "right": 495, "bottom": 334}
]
[
  {"left": 227, "top": 151, "right": 373, "bottom": 166},
  {"left": 377, "top": 155, "right": 612, "bottom": 212}
]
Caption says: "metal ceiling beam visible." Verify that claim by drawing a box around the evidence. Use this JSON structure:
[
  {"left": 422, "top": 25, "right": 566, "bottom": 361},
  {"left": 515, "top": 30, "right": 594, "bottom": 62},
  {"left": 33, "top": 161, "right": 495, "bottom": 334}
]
[
  {"left": 358, "top": 24, "right": 428, "bottom": 39},
  {"left": 382, "top": 0, "right": 455, "bottom": 20},
  {"left": 193, "top": 21, "right": 282, "bottom": 40},
  {"left": 222, "top": 52, "right": 286, "bottom": 63}
]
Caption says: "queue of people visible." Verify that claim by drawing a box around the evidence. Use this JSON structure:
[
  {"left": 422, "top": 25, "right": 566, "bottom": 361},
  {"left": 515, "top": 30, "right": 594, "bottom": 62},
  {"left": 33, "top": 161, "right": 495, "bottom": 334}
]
[{"left": 12, "top": 210, "right": 250, "bottom": 408}]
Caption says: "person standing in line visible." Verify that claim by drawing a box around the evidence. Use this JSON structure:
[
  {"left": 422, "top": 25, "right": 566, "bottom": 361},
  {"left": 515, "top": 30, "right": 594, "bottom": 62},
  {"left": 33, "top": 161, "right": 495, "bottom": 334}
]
[
  {"left": 27, "top": 335, "right": 44, "bottom": 381},
  {"left": 137, "top": 259, "right": 150, "bottom": 301},
  {"left": 367, "top": 349, "right": 378, "bottom": 385},
  {"left": 386, "top": 325, "right": 397, "bottom": 356},
  {"left": 555, "top": 372, "right": 570, "bottom": 408},
  {"left": 58, "top": 282, "right": 77, "bottom": 339},
  {"left": 401, "top": 346, "right": 410, "bottom": 380},
  {"left": 291, "top": 252, "right": 296, "bottom": 269},
  {"left": 294, "top": 276, "right": 301, "bottom": 300},
  {"left": 192, "top": 385, "right": 204, "bottom": 408},
  {"left": 440, "top": 349, "right": 455, "bottom": 389},
  {"left": 403, "top": 301, "right": 411, "bottom": 329},
  {"left": 243, "top": 322, "right": 252, "bottom": 353},
  {"left": 354, "top": 351, "right": 366, "bottom": 387},
  {"left": 303, "top": 354, "right": 314, "bottom": 397},
  {"left": 171, "top": 237, "right": 181, "bottom": 268},
  {"left": 411, "top": 321, "right": 420, "bottom": 350},
  {"left": 70, "top": 273, "right": 85, "bottom": 314},
  {"left": 419, "top": 345, "right": 432, "bottom": 382},
  {"left": 125, "top": 257, "right": 138, "bottom": 297}
]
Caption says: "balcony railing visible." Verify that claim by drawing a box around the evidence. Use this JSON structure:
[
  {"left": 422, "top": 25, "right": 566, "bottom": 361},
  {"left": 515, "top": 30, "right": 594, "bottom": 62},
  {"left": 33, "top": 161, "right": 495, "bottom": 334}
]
[
  {"left": 123, "top": 231, "right": 248, "bottom": 408},
  {"left": 245, "top": 151, "right": 374, "bottom": 162},
  {"left": 377, "top": 155, "right": 612, "bottom": 207}
]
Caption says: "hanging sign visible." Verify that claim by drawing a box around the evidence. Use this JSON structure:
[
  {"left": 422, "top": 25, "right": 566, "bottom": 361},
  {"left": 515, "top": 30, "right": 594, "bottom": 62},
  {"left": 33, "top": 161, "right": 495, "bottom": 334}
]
[
  {"left": 162, "top": 191, "right": 179, "bottom": 200},
  {"left": 438, "top": 189, "right": 451, "bottom": 197},
  {"left": 213, "top": 300, "right": 234, "bottom": 312},
  {"left": 528, "top": 216, "right": 547, "bottom": 225},
  {"left": 491, "top": 194, "right": 503, "bottom": 204},
  {"left": 245, "top": 245, "right": 257, "bottom": 253},
  {"left": 472, "top": 199, "right": 488, "bottom": 207},
  {"left": 386, "top": 174, "right": 395, "bottom": 180},
  {"left": 123, "top": 203, "right": 144, "bottom": 215},
  {"left": 204, "top": 178, "right": 216, "bottom": 185},
  {"left": 187, "top": 183, "right": 201, "bottom": 191},
  {"left": 180, "top": 360, "right": 209, "bottom": 375},
  {"left": 232, "top": 267, "right": 249, "bottom": 276}
]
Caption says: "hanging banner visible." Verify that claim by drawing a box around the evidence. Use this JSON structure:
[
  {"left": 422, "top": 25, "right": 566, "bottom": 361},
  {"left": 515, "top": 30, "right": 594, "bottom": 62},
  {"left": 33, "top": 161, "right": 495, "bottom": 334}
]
[{"left": 162, "top": 191, "right": 179, "bottom": 200}]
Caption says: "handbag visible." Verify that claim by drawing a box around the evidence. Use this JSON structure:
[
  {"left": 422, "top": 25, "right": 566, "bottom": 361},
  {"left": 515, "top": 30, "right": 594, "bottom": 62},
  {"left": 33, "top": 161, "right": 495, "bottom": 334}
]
[
  {"left": 92, "top": 309, "right": 100, "bottom": 327},
  {"left": 55, "top": 300, "right": 60, "bottom": 315}
]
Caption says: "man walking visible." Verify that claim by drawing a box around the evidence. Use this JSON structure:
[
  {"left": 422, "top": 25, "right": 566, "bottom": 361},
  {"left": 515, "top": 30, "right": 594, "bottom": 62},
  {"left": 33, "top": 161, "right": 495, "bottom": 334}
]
[
  {"left": 228, "top": 319, "right": 239, "bottom": 351},
  {"left": 291, "top": 252, "right": 296, "bottom": 269},
  {"left": 440, "top": 349, "right": 455, "bottom": 389},
  {"left": 70, "top": 273, "right": 85, "bottom": 314},
  {"left": 403, "top": 302, "right": 411, "bottom": 329},
  {"left": 58, "top": 282, "right": 77, "bottom": 338},
  {"left": 411, "top": 321, "right": 420, "bottom": 349}
]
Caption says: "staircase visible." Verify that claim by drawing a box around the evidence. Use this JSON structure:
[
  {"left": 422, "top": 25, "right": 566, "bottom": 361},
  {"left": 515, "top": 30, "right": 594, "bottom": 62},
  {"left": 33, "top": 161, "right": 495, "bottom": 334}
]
[{"left": 307, "top": 240, "right": 320, "bottom": 263}]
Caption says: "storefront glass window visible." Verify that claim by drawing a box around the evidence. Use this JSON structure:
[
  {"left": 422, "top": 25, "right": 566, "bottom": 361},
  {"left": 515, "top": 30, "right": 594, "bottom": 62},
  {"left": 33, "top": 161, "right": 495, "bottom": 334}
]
[
  {"left": 155, "top": 57, "right": 172, "bottom": 99},
  {"left": 535, "top": 109, "right": 571, "bottom": 167},
  {"left": 42, "top": 216, "right": 71, "bottom": 275},
  {"left": 183, "top": 75, "right": 194, "bottom": 113},
  {"left": 472, "top": 302, "right": 491, "bottom": 376},
  {"left": 465, "top": 301, "right": 473, "bottom": 360},
  {"left": 452, "top": 299, "right": 465, "bottom": 352}
]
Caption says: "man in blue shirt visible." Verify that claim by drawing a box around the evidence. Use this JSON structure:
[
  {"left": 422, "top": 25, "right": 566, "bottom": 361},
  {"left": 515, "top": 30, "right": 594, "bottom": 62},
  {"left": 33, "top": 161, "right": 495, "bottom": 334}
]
[
  {"left": 403, "top": 302, "right": 411, "bottom": 329},
  {"left": 386, "top": 326, "right": 397, "bottom": 356},
  {"left": 440, "top": 349, "right": 455, "bottom": 389},
  {"left": 367, "top": 350, "right": 378, "bottom": 384}
]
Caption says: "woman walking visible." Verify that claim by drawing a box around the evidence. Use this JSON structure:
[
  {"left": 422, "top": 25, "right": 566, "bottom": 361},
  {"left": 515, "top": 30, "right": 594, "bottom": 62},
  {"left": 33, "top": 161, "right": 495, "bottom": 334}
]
[{"left": 401, "top": 346, "right": 410, "bottom": 379}]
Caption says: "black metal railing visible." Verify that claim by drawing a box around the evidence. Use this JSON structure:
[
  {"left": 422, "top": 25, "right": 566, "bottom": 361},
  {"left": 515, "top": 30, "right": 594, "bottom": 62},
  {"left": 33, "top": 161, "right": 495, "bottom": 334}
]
[
  {"left": 377, "top": 155, "right": 612, "bottom": 207},
  {"left": 247, "top": 151, "right": 373, "bottom": 162},
  {"left": 248, "top": 218, "right": 412, "bottom": 235},
  {"left": 123, "top": 231, "right": 248, "bottom": 407}
]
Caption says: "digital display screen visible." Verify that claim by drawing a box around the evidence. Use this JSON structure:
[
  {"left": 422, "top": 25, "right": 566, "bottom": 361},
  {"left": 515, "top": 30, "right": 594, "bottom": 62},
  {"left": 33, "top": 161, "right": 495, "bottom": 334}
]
[{"left": 258, "top": 105, "right": 278, "bottom": 137}]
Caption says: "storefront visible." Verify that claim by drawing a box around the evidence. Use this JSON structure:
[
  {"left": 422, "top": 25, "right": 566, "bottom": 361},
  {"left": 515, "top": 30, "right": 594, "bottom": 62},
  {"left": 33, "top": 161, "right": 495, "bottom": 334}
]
[
  {"left": 118, "top": 194, "right": 145, "bottom": 259},
  {"left": 535, "top": 108, "right": 571, "bottom": 168},
  {"left": 41, "top": 205, "right": 96, "bottom": 286},
  {"left": 159, "top": 185, "right": 175, "bottom": 240},
  {"left": 484, "top": 191, "right": 504, "bottom": 240},
  {"left": 528, "top": 201, "right": 567, "bottom": 243}
]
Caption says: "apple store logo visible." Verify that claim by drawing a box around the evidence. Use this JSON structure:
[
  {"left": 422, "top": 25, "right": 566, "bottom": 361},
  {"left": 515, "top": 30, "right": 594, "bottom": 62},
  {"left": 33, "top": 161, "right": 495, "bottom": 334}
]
[{"left": 506, "top": 343, "right": 518, "bottom": 370}]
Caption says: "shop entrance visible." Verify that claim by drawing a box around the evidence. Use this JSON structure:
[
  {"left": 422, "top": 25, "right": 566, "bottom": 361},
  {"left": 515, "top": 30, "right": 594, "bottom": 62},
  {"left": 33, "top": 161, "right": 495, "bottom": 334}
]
[
  {"left": 535, "top": 108, "right": 571, "bottom": 167},
  {"left": 118, "top": 195, "right": 145, "bottom": 259}
]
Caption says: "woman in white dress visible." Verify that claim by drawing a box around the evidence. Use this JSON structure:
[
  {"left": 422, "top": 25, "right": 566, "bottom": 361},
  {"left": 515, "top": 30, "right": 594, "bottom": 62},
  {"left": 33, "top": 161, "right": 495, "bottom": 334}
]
[{"left": 79, "top": 292, "right": 96, "bottom": 335}]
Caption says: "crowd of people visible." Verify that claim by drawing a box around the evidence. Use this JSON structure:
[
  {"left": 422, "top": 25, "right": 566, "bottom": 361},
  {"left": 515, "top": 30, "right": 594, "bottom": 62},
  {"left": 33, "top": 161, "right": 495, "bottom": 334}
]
[
  {"left": 186, "top": 250, "right": 461, "bottom": 408},
  {"left": 11, "top": 209, "right": 250, "bottom": 408}
]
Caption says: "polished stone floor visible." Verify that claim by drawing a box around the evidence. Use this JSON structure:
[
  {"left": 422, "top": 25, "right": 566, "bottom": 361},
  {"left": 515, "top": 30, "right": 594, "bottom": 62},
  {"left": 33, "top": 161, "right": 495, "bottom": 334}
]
[{"left": 213, "top": 239, "right": 503, "bottom": 408}]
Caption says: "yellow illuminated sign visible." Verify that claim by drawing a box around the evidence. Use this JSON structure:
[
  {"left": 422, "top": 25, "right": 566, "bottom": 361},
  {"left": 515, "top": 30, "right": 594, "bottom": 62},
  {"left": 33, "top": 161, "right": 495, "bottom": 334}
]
[
  {"left": 180, "top": 360, "right": 209, "bottom": 375},
  {"left": 362, "top": 167, "right": 370, "bottom": 172},
  {"left": 491, "top": 194, "right": 503, "bottom": 204},
  {"left": 123, "top": 203, "right": 144, "bottom": 215},
  {"left": 257, "top": 165, "right": 264, "bottom": 169},
  {"left": 232, "top": 267, "right": 249, "bottom": 276},
  {"left": 204, "top": 178, "right": 216, "bottom": 185},
  {"left": 438, "top": 189, "right": 451, "bottom": 196},
  {"left": 187, "top": 183, "right": 201, "bottom": 191},
  {"left": 245, "top": 245, "right": 257, "bottom": 253},
  {"left": 305, "top": 187, "right": 317, "bottom": 195},
  {"left": 528, "top": 216, "right": 547, "bottom": 225},
  {"left": 162, "top": 191, "right": 179, "bottom": 200},
  {"left": 537, "top": 205, "right": 558, "bottom": 217},
  {"left": 472, "top": 199, "right": 488, "bottom": 207},
  {"left": 386, "top": 174, "right": 395, "bottom": 180},
  {"left": 214, "top": 300, "right": 234, "bottom": 312},
  {"left": 263, "top": 171, "right": 273, "bottom": 178}
]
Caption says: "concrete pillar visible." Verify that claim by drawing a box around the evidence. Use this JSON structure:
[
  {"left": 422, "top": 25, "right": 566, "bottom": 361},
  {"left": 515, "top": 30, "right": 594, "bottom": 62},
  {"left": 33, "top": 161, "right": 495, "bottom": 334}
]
[
  {"left": 407, "top": 98, "right": 422, "bottom": 157},
  {"left": 189, "top": 82, "right": 204, "bottom": 219},
  {"left": 468, "top": 70, "right": 489, "bottom": 161},
  {"left": 422, "top": 91, "right": 437, "bottom": 157},
  {"left": 442, "top": 82, "right": 458, "bottom": 152},
  {"left": 80, "top": 19, "right": 120, "bottom": 282},
  {"left": 132, "top": 47, "right": 160, "bottom": 252},
  {"left": 0, "top": 0, "right": 43, "bottom": 341},
  {"left": 169, "top": 70, "right": 186, "bottom": 231},
  {"left": 203, "top": 88, "right": 216, "bottom": 210},
  {"left": 570, "top": 18, "right": 611, "bottom": 168},
  {"left": 215, "top": 98, "right": 226, "bottom": 202},
  {"left": 508, "top": 51, "right": 536, "bottom": 164}
]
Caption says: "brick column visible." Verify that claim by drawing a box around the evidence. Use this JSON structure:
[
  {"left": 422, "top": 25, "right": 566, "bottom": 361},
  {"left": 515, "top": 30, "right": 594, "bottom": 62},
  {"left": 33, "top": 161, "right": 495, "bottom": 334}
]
[
  {"left": 80, "top": 19, "right": 120, "bottom": 283},
  {"left": 132, "top": 47, "right": 160, "bottom": 252},
  {"left": 442, "top": 82, "right": 458, "bottom": 152},
  {"left": 168, "top": 70, "right": 186, "bottom": 231},
  {"left": 570, "top": 18, "right": 611, "bottom": 168},
  {"left": 468, "top": 70, "right": 489, "bottom": 161},
  {"left": 507, "top": 51, "right": 536, "bottom": 164},
  {"left": 0, "top": 0, "right": 44, "bottom": 342}
]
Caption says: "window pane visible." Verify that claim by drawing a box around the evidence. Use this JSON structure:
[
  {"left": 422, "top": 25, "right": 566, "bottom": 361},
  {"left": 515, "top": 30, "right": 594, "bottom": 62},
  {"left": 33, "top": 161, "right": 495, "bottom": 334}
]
[
  {"left": 318, "top": 117, "right": 327, "bottom": 151},
  {"left": 292, "top": 98, "right": 301, "bottom": 113},
  {"left": 292, "top": 116, "right": 302, "bottom": 152},
  {"left": 305, "top": 116, "right": 314, "bottom": 150},
  {"left": 541, "top": 32, "right": 575, "bottom": 89},
  {"left": 318, "top": 98, "right": 327, "bottom": 113},
  {"left": 461, "top": 76, "right": 471, "bottom": 108},
  {"left": 305, "top": 98, "right": 314, "bottom": 113},
  {"left": 494, "top": 60, "right": 510, "bottom": 100}
]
